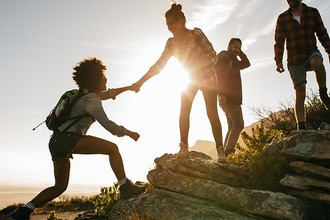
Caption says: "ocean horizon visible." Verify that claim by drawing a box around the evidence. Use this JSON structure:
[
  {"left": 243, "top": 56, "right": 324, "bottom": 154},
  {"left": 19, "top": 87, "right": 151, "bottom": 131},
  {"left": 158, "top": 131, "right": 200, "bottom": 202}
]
[{"left": 0, "top": 184, "right": 101, "bottom": 209}]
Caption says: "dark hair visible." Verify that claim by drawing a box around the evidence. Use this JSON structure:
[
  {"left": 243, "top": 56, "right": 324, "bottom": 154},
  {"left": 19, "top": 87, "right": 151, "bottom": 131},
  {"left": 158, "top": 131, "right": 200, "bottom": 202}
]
[
  {"left": 228, "top": 38, "right": 242, "bottom": 47},
  {"left": 72, "top": 57, "right": 106, "bottom": 92},
  {"left": 165, "top": 3, "right": 186, "bottom": 24}
]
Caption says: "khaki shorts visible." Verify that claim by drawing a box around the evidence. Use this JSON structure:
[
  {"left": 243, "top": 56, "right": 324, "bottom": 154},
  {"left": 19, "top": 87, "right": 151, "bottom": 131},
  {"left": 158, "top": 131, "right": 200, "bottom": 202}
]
[
  {"left": 287, "top": 50, "right": 323, "bottom": 88},
  {"left": 49, "top": 132, "right": 81, "bottom": 161}
]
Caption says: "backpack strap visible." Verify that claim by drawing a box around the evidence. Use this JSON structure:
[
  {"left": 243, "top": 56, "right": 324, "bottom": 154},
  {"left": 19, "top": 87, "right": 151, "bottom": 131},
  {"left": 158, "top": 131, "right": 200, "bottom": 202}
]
[
  {"left": 61, "top": 92, "right": 91, "bottom": 132},
  {"left": 62, "top": 113, "right": 90, "bottom": 132}
]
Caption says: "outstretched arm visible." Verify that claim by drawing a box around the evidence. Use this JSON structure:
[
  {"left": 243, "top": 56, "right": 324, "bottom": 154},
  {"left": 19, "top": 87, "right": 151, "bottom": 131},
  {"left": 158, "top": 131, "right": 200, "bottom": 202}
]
[
  {"left": 99, "top": 86, "right": 134, "bottom": 100},
  {"left": 113, "top": 86, "right": 133, "bottom": 96},
  {"left": 86, "top": 94, "right": 140, "bottom": 141},
  {"left": 132, "top": 39, "right": 173, "bottom": 92},
  {"left": 131, "top": 70, "right": 155, "bottom": 92}
]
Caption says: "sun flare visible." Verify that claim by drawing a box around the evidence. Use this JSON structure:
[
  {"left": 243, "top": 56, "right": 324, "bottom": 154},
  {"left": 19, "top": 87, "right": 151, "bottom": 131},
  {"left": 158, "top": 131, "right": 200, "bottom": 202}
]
[{"left": 157, "top": 58, "right": 190, "bottom": 93}]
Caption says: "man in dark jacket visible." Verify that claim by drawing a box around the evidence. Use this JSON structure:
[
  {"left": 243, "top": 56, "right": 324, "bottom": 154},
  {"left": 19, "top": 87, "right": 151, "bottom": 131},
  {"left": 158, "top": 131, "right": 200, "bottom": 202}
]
[
  {"left": 274, "top": 0, "right": 330, "bottom": 130},
  {"left": 216, "top": 38, "right": 250, "bottom": 159}
]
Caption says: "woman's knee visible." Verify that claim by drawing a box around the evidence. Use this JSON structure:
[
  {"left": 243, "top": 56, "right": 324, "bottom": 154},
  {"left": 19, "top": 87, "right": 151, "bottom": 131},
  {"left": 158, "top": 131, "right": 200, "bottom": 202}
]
[
  {"left": 106, "top": 143, "right": 120, "bottom": 155},
  {"left": 53, "top": 184, "right": 68, "bottom": 194}
]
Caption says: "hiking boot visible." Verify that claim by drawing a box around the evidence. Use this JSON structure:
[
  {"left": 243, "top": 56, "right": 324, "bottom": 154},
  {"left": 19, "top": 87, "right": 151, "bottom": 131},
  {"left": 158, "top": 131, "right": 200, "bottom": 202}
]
[
  {"left": 177, "top": 142, "right": 189, "bottom": 158},
  {"left": 225, "top": 147, "right": 235, "bottom": 157},
  {"left": 11, "top": 206, "right": 33, "bottom": 220},
  {"left": 119, "top": 179, "right": 146, "bottom": 199},
  {"left": 217, "top": 146, "right": 226, "bottom": 163}
]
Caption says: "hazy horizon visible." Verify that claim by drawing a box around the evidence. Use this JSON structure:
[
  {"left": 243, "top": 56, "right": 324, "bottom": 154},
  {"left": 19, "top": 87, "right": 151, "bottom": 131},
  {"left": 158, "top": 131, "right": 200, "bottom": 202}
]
[{"left": 0, "top": 184, "right": 100, "bottom": 209}]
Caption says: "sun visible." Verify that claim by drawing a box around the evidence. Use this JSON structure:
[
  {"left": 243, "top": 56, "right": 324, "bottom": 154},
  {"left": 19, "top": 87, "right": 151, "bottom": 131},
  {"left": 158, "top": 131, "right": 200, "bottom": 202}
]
[{"left": 155, "top": 58, "right": 190, "bottom": 94}]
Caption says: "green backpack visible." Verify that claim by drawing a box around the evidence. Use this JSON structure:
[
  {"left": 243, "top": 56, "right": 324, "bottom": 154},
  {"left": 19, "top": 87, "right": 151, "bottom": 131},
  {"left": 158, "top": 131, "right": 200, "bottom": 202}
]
[{"left": 33, "top": 89, "right": 90, "bottom": 131}]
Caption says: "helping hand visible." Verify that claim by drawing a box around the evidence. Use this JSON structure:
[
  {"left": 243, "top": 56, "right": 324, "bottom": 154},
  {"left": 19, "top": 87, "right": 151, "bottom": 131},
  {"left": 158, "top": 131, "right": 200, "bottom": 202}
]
[{"left": 131, "top": 82, "right": 142, "bottom": 93}]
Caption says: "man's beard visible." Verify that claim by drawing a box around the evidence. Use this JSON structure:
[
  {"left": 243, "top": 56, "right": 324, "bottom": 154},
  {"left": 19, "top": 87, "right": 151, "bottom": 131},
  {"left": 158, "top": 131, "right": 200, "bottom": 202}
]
[{"left": 288, "top": 0, "right": 300, "bottom": 9}]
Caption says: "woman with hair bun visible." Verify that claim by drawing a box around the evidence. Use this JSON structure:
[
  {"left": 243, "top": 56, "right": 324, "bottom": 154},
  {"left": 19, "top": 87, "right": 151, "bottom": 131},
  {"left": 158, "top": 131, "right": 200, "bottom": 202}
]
[{"left": 132, "top": 3, "right": 225, "bottom": 162}]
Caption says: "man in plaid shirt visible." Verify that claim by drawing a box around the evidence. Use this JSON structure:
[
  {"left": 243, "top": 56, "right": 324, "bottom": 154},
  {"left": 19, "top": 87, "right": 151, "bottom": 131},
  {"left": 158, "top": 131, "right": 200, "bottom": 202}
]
[{"left": 274, "top": 0, "right": 330, "bottom": 130}]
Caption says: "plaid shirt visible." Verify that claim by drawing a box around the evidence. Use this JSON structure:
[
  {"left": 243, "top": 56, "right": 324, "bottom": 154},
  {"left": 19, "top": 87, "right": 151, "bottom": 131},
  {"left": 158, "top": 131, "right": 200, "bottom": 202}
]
[
  {"left": 274, "top": 3, "right": 330, "bottom": 65},
  {"left": 149, "top": 28, "right": 217, "bottom": 85}
]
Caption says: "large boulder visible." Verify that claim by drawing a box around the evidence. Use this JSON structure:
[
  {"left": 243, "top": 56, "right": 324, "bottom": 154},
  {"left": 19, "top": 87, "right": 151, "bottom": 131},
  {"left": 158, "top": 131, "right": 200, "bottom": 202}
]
[
  {"left": 267, "top": 130, "right": 330, "bottom": 163},
  {"left": 78, "top": 130, "right": 330, "bottom": 220},
  {"left": 110, "top": 152, "right": 306, "bottom": 220}
]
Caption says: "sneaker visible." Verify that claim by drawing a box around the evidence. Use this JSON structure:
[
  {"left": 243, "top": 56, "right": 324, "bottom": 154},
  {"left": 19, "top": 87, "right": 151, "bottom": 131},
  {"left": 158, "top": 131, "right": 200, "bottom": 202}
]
[
  {"left": 320, "top": 89, "right": 330, "bottom": 110},
  {"left": 177, "top": 142, "right": 189, "bottom": 158},
  {"left": 119, "top": 179, "right": 146, "bottom": 199},
  {"left": 11, "top": 206, "right": 33, "bottom": 220},
  {"left": 318, "top": 122, "right": 330, "bottom": 130},
  {"left": 297, "top": 121, "right": 307, "bottom": 130},
  {"left": 217, "top": 146, "right": 226, "bottom": 163},
  {"left": 225, "top": 147, "right": 235, "bottom": 157}
]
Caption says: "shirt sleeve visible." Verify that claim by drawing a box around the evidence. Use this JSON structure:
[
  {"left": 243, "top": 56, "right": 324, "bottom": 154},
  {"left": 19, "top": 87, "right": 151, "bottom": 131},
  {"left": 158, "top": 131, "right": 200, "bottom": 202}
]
[
  {"left": 194, "top": 28, "right": 217, "bottom": 65},
  {"left": 216, "top": 52, "right": 232, "bottom": 73},
  {"left": 274, "top": 15, "right": 286, "bottom": 65},
  {"left": 148, "top": 39, "right": 173, "bottom": 75},
  {"left": 239, "top": 52, "right": 251, "bottom": 70},
  {"left": 99, "top": 89, "right": 116, "bottom": 100},
  {"left": 85, "top": 93, "right": 127, "bottom": 137},
  {"left": 315, "top": 9, "right": 330, "bottom": 54}
]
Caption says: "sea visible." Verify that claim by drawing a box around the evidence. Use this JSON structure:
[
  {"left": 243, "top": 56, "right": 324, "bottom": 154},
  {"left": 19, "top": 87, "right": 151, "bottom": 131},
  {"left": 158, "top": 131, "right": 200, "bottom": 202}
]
[{"left": 0, "top": 184, "right": 100, "bottom": 210}]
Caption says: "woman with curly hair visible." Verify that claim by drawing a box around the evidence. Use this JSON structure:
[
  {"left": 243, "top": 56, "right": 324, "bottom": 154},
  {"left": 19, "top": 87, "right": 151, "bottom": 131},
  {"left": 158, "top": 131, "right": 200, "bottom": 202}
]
[
  {"left": 132, "top": 3, "right": 225, "bottom": 162},
  {"left": 11, "top": 57, "right": 145, "bottom": 220}
]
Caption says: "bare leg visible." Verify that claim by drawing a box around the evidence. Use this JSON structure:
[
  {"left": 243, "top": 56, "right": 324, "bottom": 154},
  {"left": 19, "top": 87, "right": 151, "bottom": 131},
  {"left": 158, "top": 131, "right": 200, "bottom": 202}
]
[
  {"left": 310, "top": 56, "right": 327, "bottom": 88},
  {"left": 202, "top": 88, "right": 223, "bottom": 147},
  {"left": 310, "top": 56, "right": 330, "bottom": 110},
  {"left": 31, "top": 159, "right": 70, "bottom": 207},
  {"left": 73, "top": 135, "right": 126, "bottom": 180},
  {"left": 294, "top": 83, "right": 306, "bottom": 123},
  {"left": 179, "top": 84, "right": 198, "bottom": 145}
]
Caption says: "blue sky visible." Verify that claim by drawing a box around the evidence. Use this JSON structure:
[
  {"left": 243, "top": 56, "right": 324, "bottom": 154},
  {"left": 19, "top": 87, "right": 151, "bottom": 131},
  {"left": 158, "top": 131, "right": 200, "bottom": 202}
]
[{"left": 1, "top": 0, "right": 329, "bottom": 192}]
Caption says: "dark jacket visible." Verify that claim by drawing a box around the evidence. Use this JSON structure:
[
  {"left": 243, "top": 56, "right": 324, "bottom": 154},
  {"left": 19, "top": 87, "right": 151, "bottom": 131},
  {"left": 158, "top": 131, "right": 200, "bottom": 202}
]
[{"left": 215, "top": 50, "right": 250, "bottom": 105}]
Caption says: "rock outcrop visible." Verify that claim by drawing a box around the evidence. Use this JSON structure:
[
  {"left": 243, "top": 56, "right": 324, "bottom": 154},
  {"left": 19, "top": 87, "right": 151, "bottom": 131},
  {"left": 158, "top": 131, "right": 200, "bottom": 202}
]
[
  {"left": 98, "top": 130, "right": 330, "bottom": 220},
  {"left": 267, "top": 130, "right": 330, "bottom": 203}
]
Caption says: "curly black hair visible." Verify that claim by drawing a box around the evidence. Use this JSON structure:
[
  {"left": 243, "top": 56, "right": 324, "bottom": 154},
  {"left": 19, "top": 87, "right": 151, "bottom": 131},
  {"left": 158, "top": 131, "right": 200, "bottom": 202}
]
[{"left": 72, "top": 57, "right": 106, "bottom": 92}]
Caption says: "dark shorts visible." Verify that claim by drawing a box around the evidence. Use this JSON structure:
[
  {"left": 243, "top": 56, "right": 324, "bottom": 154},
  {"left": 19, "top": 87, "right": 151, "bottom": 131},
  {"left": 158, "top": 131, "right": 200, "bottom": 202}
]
[
  {"left": 49, "top": 132, "right": 82, "bottom": 161},
  {"left": 287, "top": 50, "right": 323, "bottom": 88}
]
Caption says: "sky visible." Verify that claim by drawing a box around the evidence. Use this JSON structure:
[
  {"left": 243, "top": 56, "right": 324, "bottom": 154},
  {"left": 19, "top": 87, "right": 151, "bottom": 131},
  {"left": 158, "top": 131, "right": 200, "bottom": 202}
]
[{"left": 1, "top": 0, "right": 330, "bottom": 194}]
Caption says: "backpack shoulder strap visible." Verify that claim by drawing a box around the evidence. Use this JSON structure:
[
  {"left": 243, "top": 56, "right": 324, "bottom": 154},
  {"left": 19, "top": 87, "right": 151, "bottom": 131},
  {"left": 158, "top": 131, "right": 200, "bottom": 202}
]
[{"left": 61, "top": 91, "right": 91, "bottom": 132}]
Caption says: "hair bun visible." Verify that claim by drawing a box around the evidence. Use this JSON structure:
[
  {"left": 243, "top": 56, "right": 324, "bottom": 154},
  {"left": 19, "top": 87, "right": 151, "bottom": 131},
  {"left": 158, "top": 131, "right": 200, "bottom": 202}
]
[{"left": 171, "top": 3, "right": 182, "bottom": 11}]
